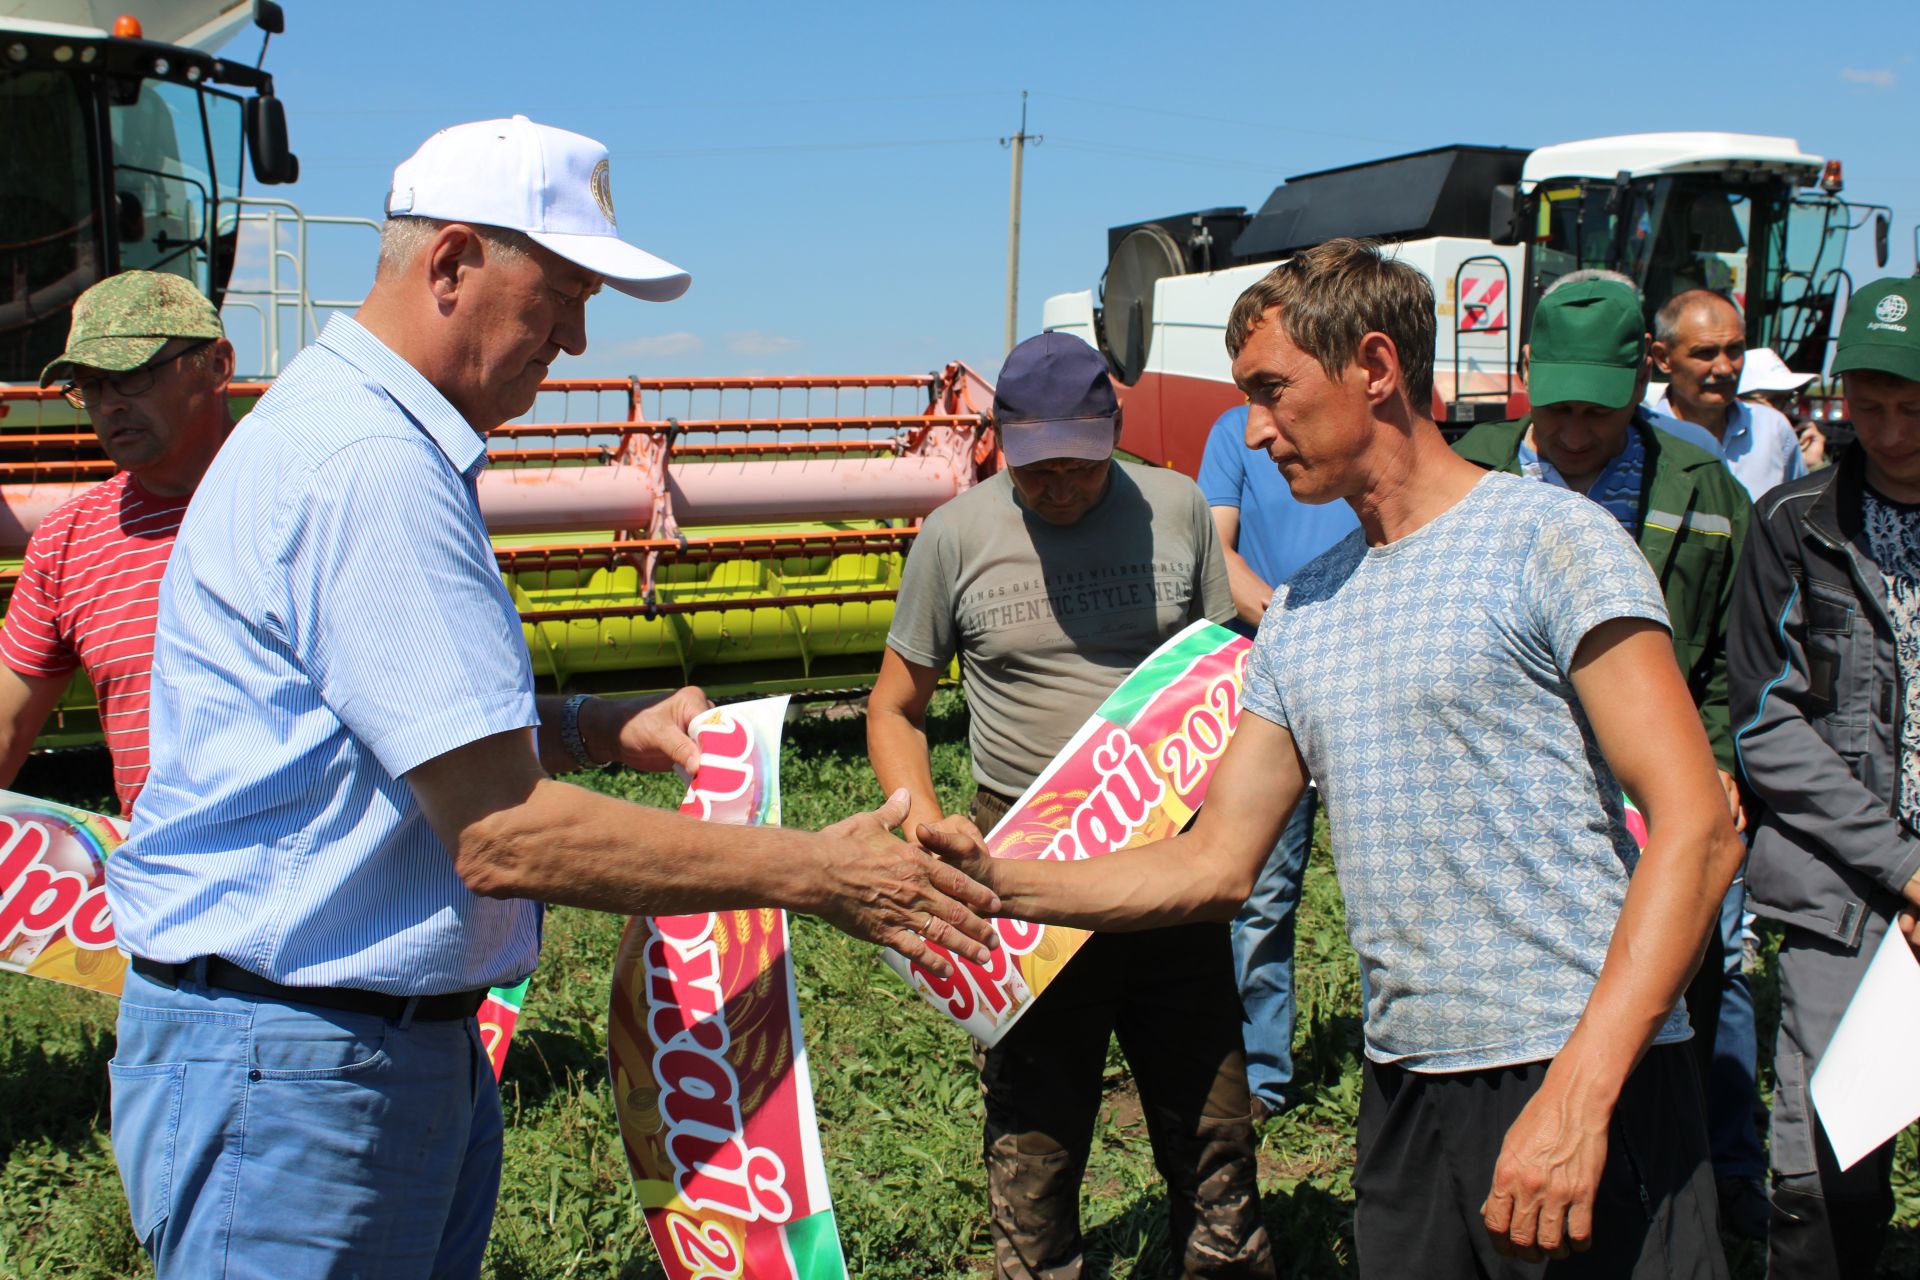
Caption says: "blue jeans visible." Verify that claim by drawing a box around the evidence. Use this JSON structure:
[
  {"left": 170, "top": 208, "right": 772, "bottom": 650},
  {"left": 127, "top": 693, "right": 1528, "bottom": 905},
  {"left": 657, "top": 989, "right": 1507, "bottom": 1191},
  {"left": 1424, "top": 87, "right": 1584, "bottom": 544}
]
[
  {"left": 109, "top": 965, "right": 503, "bottom": 1278},
  {"left": 1709, "top": 871, "right": 1766, "bottom": 1180},
  {"left": 1230, "top": 789, "right": 1315, "bottom": 1110}
]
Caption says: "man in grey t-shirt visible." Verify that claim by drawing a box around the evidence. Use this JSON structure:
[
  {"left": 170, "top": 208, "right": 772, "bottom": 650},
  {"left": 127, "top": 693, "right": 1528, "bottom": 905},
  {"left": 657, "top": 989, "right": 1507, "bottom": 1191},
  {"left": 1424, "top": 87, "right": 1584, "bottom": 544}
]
[
  {"left": 868, "top": 332, "right": 1269, "bottom": 1280},
  {"left": 925, "top": 244, "right": 1746, "bottom": 1279}
]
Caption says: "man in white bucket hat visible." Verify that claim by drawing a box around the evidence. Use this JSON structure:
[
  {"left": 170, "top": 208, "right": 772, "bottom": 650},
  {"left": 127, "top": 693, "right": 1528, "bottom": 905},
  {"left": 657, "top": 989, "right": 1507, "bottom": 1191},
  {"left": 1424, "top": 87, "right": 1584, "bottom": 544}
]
[
  {"left": 105, "top": 117, "right": 1001, "bottom": 1278},
  {"left": 1739, "top": 346, "right": 1827, "bottom": 469}
]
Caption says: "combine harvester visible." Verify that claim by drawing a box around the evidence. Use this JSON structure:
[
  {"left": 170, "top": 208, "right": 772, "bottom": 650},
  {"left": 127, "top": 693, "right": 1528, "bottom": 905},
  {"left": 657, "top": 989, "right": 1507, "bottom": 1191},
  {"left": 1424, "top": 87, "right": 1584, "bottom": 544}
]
[
  {"left": 1043, "top": 135, "right": 1895, "bottom": 472},
  {"left": 0, "top": 1, "right": 999, "bottom": 746}
]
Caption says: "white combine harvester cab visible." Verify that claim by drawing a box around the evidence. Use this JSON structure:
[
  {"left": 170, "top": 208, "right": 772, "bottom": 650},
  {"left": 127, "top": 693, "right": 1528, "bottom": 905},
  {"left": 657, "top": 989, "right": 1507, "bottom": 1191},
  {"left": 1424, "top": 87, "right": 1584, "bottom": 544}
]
[
  {"left": 1044, "top": 132, "right": 1893, "bottom": 474},
  {"left": 0, "top": 0, "right": 308, "bottom": 387}
]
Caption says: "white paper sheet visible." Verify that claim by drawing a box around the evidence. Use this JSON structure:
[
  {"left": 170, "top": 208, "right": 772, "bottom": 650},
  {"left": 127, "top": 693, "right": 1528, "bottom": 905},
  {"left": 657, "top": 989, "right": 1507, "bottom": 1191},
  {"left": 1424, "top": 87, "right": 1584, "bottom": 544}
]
[{"left": 1809, "top": 923, "right": 1920, "bottom": 1171}]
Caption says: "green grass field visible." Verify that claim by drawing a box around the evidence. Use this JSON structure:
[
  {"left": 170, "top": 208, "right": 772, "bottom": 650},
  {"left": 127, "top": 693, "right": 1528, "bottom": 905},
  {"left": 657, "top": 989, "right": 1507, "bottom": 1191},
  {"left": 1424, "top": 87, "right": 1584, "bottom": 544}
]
[{"left": 1, "top": 690, "right": 1914, "bottom": 1277}]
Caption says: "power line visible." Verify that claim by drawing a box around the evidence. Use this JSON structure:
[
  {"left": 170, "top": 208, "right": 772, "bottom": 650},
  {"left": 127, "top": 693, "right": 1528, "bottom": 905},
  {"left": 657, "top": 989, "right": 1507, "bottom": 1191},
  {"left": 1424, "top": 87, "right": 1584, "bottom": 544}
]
[
  {"left": 298, "top": 90, "right": 1011, "bottom": 119},
  {"left": 612, "top": 136, "right": 998, "bottom": 161},
  {"left": 1031, "top": 91, "right": 1411, "bottom": 148},
  {"left": 1045, "top": 137, "right": 1284, "bottom": 176}
]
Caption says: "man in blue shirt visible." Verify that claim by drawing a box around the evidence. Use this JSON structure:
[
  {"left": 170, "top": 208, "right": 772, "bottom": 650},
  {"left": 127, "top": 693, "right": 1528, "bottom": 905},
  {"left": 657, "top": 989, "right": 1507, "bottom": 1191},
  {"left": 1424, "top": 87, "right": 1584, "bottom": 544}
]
[
  {"left": 1196, "top": 404, "right": 1357, "bottom": 1117},
  {"left": 1648, "top": 289, "right": 1807, "bottom": 502},
  {"left": 104, "top": 116, "right": 999, "bottom": 1279}
]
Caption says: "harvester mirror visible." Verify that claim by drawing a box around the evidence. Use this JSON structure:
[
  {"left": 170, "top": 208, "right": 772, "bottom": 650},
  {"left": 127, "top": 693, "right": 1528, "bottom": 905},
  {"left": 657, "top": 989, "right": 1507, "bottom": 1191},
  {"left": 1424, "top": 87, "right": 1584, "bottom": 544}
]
[
  {"left": 255, "top": 0, "right": 286, "bottom": 34},
  {"left": 1875, "top": 211, "right": 1890, "bottom": 268},
  {"left": 246, "top": 94, "right": 300, "bottom": 185},
  {"left": 1487, "top": 185, "right": 1520, "bottom": 245},
  {"left": 115, "top": 192, "right": 146, "bottom": 243}
]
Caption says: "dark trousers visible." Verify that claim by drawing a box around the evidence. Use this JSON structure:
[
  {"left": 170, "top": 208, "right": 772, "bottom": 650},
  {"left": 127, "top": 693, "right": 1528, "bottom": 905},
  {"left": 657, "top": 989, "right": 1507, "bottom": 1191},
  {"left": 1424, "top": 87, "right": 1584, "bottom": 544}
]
[
  {"left": 970, "top": 789, "right": 1274, "bottom": 1280},
  {"left": 1767, "top": 920, "right": 1902, "bottom": 1279},
  {"left": 1353, "top": 1045, "right": 1725, "bottom": 1280}
]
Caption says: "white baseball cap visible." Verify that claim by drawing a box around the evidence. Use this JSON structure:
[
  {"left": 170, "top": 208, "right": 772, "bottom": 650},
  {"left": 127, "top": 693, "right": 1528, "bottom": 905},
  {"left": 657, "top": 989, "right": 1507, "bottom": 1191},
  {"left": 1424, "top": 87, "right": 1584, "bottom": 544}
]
[
  {"left": 386, "top": 115, "right": 690, "bottom": 302},
  {"left": 1738, "top": 347, "right": 1817, "bottom": 396}
]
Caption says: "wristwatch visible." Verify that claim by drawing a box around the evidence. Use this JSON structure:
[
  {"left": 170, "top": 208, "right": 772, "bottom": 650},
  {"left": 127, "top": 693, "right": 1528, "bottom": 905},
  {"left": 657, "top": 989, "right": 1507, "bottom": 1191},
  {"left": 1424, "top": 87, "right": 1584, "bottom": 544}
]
[{"left": 560, "top": 692, "right": 599, "bottom": 770}]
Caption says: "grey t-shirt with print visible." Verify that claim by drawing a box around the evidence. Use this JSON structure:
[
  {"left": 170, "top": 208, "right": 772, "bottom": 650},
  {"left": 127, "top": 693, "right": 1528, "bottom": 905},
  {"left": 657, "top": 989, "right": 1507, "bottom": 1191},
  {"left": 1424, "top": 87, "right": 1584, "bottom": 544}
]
[
  {"left": 1242, "top": 471, "right": 1690, "bottom": 1072},
  {"left": 888, "top": 463, "right": 1232, "bottom": 797}
]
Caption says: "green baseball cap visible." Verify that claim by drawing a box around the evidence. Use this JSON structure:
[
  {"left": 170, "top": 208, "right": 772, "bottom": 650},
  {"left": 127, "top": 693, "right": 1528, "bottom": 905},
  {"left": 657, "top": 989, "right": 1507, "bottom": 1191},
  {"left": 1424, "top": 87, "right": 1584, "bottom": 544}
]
[
  {"left": 1832, "top": 277, "right": 1920, "bottom": 384},
  {"left": 38, "top": 270, "right": 224, "bottom": 387},
  {"left": 1526, "top": 279, "right": 1645, "bottom": 410}
]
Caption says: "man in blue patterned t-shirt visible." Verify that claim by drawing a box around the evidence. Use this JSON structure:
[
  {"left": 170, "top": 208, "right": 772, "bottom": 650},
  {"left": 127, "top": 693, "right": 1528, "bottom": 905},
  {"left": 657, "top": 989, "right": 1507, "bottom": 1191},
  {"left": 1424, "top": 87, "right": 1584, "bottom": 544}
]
[{"left": 927, "top": 240, "right": 1746, "bottom": 1279}]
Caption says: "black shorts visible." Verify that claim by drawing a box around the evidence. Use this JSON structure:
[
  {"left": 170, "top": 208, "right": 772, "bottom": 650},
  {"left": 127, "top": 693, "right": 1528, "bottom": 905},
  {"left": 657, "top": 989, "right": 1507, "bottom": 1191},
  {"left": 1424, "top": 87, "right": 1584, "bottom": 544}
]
[{"left": 1353, "top": 1043, "right": 1726, "bottom": 1279}]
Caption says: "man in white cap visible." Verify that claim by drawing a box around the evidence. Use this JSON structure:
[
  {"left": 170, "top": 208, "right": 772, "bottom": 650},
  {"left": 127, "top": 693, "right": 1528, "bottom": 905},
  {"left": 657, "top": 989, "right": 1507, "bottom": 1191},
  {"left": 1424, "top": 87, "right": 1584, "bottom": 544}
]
[
  {"left": 1739, "top": 346, "right": 1826, "bottom": 469},
  {"left": 104, "top": 117, "right": 999, "bottom": 1278}
]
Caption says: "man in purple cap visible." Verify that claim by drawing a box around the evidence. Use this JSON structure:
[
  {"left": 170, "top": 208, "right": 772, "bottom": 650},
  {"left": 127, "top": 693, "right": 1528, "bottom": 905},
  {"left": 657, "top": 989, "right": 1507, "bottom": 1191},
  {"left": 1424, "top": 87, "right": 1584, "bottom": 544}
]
[
  {"left": 868, "top": 332, "right": 1270, "bottom": 1279},
  {"left": 105, "top": 117, "right": 1000, "bottom": 1278}
]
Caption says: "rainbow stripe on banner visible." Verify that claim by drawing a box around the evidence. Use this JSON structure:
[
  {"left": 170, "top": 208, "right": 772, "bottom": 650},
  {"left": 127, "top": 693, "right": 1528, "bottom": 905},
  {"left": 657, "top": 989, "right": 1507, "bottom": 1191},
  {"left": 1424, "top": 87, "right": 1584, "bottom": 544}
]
[
  {"left": 883, "top": 619, "right": 1253, "bottom": 1047},
  {"left": 0, "top": 787, "right": 533, "bottom": 1081},
  {"left": 608, "top": 696, "right": 848, "bottom": 1280}
]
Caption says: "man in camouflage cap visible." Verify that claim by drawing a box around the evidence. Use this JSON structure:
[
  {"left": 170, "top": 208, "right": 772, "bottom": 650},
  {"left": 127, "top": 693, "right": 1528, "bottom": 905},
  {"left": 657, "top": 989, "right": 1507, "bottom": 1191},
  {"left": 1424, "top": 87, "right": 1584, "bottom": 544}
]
[
  {"left": 1730, "top": 274, "right": 1920, "bottom": 1278},
  {"left": 0, "top": 270, "right": 236, "bottom": 813}
]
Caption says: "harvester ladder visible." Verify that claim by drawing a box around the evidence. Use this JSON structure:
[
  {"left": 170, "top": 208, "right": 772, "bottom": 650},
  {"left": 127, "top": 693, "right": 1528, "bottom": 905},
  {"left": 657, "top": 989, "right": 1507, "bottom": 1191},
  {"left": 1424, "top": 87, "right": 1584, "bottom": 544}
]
[{"left": 1451, "top": 254, "right": 1514, "bottom": 422}]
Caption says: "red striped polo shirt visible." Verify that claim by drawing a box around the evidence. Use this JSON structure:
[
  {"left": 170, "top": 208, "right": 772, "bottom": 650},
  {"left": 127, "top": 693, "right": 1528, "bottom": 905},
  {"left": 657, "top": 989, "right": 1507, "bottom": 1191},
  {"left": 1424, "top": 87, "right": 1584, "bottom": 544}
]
[{"left": 0, "top": 472, "right": 191, "bottom": 814}]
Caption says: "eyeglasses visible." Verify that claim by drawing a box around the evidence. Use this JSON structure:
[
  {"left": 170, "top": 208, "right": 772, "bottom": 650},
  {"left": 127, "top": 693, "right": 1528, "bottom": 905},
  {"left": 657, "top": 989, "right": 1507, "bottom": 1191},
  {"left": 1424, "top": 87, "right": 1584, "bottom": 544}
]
[{"left": 62, "top": 340, "right": 213, "bottom": 410}]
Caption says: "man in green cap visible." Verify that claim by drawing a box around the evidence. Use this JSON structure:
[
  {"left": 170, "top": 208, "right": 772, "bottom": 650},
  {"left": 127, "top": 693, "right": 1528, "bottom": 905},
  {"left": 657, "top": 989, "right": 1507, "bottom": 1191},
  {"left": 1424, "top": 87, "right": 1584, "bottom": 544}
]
[
  {"left": 1455, "top": 274, "right": 1750, "bottom": 816},
  {"left": 1730, "top": 275, "right": 1920, "bottom": 1278},
  {"left": 0, "top": 270, "right": 236, "bottom": 814}
]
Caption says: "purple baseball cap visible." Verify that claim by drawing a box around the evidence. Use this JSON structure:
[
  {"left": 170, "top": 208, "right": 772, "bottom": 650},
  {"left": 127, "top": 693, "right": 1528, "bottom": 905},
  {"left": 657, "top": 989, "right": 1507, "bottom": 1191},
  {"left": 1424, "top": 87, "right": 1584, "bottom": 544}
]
[{"left": 994, "top": 333, "right": 1119, "bottom": 466}]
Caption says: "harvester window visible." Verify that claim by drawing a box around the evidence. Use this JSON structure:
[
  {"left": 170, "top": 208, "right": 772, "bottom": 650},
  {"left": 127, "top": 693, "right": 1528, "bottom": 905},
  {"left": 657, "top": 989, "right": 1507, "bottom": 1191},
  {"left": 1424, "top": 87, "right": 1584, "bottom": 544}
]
[
  {"left": 108, "top": 77, "right": 239, "bottom": 297},
  {"left": 1758, "top": 196, "right": 1855, "bottom": 372},
  {"left": 0, "top": 70, "right": 103, "bottom": 384},
  {"left": 1636, "top": 186, "right": 1751, "bottom": 314},
  {"left": 1532, "top": 184, "right": 1622, "bottom": 296}
]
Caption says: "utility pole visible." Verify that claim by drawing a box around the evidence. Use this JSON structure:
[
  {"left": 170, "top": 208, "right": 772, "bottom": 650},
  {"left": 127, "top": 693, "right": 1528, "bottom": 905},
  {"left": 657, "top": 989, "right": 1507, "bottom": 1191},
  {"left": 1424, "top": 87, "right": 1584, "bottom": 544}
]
[{"left": 1001, "top": 91, "right": 1041, "bottom": 356}]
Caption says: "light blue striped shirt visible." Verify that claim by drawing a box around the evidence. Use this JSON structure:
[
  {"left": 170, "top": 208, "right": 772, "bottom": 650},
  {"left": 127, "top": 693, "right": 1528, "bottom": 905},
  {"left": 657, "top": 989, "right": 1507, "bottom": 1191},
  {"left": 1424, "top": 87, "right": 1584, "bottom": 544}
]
[
  {"left": 106, "top": 315, "right": 542, "bottom": 994},
  {"left": 1646, "top": 392, "right": 1806, "bottom": 503}
]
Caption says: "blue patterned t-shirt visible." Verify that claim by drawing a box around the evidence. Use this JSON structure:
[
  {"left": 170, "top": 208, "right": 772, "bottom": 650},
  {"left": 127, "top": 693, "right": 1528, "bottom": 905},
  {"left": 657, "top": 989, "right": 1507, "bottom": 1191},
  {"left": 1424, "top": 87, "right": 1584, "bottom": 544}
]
[{"left": 1243, "top": 471, "right": 1691, "bottom": 1071}]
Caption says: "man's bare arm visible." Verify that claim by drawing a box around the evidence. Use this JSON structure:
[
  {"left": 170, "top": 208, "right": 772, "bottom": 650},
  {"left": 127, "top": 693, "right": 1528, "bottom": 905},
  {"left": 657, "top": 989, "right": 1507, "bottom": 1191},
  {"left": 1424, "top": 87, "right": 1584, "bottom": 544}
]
[
  {"left": 1210, "top": 506, "right": 1273, "bottom": 628},
  {"left": 0, "top": 666, "right": 71, "bottom": 789},
  {"left": 866, "top": 647, "right": 948, "bottom": 842},
  {"left": 1481, "top": 617, "right": 1745, "bottom": 1262},
  {"left": 406, "top": 728, "right": 1001, "bottom": 978},
  {"left": 920, "top": 711, "right": 1307, "bottom": 929}
]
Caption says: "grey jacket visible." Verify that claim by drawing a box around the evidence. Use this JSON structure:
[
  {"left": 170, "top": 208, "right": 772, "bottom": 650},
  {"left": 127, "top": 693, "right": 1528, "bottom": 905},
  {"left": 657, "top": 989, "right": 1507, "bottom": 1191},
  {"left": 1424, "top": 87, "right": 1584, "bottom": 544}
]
[{"left": 1729, "top": 448, "right": 1920, "bottom": 947}]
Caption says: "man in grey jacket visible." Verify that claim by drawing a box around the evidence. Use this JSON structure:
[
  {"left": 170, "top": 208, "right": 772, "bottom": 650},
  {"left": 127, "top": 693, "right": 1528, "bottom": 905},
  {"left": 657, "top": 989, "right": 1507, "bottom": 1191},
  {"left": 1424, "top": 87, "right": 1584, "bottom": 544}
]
[{"left": 1729, "top": 275, "right": 1920, "bottom": 1278}]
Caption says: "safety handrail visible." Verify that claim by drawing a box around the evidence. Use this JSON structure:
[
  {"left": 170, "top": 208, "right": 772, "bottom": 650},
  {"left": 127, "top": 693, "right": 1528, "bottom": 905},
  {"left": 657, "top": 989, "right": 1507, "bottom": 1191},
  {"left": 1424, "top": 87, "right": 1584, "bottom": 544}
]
[{"left": 216, "top": 198, "right": 380, "bottom": 377}]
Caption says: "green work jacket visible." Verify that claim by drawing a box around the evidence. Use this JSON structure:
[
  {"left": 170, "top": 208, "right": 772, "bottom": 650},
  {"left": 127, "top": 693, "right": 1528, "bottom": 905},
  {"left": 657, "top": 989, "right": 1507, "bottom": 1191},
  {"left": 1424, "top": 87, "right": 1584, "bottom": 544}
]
[{"left": 1454, "top": 414, "right": 1751, "bottom": 771}]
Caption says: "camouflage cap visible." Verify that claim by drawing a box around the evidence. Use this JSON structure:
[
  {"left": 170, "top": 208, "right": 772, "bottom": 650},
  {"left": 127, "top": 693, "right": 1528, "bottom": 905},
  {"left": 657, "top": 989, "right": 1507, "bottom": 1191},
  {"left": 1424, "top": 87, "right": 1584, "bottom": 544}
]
[{"left": 38, "top": 270, "right": 225, "bottom": 387}]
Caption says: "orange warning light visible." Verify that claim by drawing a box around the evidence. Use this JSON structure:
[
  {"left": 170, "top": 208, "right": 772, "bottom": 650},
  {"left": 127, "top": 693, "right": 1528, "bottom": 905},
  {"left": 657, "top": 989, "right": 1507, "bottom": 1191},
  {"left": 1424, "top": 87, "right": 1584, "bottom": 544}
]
[{"left": 112, "top": 14, "right": 143, "bottom": 38}]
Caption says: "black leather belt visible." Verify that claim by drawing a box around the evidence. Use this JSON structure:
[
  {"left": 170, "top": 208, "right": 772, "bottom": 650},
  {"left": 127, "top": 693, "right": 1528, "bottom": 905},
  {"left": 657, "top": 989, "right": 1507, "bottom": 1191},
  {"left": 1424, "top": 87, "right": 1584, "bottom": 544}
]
[{"left": 131, "top": 956, "right": 488, "bottom": 1022}]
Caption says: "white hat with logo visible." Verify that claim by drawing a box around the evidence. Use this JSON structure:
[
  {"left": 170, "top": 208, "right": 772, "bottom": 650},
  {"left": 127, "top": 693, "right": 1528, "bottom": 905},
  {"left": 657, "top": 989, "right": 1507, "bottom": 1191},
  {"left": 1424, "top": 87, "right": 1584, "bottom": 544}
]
[
  {"left": 386, "top": 115, "right": 690, "bottom": 302},
  {"left": 1737, "top": 346, "right": 1817, "bottom": 396}
]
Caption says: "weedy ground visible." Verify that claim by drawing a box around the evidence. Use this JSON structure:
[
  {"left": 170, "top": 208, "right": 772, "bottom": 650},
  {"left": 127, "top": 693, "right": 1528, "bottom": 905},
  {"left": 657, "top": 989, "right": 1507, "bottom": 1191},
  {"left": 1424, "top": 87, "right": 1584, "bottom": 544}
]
[{"left": 0, "top": 690, "right": 1913, "bottom": 1278}]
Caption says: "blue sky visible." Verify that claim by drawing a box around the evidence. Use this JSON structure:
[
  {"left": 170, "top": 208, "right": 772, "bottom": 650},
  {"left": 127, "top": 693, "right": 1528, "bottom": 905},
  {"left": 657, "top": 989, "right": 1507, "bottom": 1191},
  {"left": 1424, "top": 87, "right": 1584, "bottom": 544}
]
[{"left": 232, "top": 0, "right": 1916, "bottom": 382}]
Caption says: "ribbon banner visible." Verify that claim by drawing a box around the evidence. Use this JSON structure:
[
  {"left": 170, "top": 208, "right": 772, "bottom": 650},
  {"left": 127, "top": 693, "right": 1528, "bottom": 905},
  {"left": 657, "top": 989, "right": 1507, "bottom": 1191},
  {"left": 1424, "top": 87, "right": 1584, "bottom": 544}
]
[
  {"left": 608, "top": 696, "right": 848, "bottom": 1280},
  {"left": 884, "top": 619, "right": 1253, "bottom": 1048},
  {"left": 0, "top": 787, "right": 531, "bottom": 1081}
]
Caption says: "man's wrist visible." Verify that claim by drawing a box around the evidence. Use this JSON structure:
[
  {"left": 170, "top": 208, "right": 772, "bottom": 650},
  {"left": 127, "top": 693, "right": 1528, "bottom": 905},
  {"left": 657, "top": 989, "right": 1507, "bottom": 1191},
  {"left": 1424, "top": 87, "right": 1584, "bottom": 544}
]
[
  {"left": 579, "top": 695, "right": 637, "bottom": 769},
  {"left": 1543, "top": 1026, "right": 1636, "bottom": 1117},
  {"left": 558, "top": 693, "right": 599, "bottom": 769}
]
